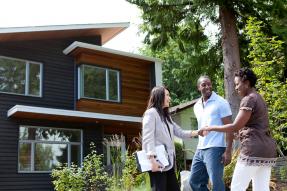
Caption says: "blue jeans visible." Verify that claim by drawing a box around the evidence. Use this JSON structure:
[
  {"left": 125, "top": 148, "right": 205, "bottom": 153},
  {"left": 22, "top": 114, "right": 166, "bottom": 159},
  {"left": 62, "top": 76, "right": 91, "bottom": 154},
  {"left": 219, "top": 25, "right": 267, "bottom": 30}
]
[{"left": 189, "top": 147, "right": 225, "bottom": 191}]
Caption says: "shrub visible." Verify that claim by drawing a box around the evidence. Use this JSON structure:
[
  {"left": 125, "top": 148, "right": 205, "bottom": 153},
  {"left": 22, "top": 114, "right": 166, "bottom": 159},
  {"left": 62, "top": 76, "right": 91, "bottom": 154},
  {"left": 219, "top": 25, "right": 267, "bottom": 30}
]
[
  {"left": 120, "top": 152, "right": 139, "bottom": 190},
  {"left": 83, "top": 147, "right": 111, "bottom": 191},
  {"left": 51, "top": 143, "right": 111, "bottom": 191},
  {"left": 245, "top": 17, "right": 287, "bottom": 152},
  {"left": 279, "top": 165, "right": 287, "bottom": 181},
  {"left": 175, "top": 142, "right": 185, "bottom": 176},
  {"left": 51, "top": 164, "right": 85, "bottom": 191}
]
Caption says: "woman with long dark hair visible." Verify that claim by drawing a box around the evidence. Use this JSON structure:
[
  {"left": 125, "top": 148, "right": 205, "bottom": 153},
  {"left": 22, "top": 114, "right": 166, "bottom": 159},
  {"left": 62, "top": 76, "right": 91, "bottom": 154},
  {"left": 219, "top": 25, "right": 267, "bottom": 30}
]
[
  {"left": 142, "top": 86, "right": 197, "bottom": 191},
  {"left": 200, "top": 68, "right": 277, "bottom": 191}
]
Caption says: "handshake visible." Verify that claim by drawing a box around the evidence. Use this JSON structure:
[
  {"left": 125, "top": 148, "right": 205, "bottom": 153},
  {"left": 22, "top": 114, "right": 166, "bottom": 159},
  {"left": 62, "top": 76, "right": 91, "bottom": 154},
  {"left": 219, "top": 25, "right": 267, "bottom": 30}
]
[{"left": 197, "top": 127, "right": 212, "bottom": 137}]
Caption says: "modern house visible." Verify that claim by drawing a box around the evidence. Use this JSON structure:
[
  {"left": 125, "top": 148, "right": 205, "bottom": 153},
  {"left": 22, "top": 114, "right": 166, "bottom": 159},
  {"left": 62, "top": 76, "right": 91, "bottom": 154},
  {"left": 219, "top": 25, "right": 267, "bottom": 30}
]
[
  {"left": 170, "top": 99, "right": 199, "bottom": 169},
  {"left": 0, "top": 23, "right": 162, "bottom": 190}
]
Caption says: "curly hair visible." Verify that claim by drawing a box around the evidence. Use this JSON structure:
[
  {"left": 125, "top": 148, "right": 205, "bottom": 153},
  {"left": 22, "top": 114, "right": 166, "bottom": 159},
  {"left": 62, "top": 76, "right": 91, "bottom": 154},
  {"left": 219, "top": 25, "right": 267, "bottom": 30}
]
[{"left": 235, "top": 68, "right": 257, "bottom": 87}]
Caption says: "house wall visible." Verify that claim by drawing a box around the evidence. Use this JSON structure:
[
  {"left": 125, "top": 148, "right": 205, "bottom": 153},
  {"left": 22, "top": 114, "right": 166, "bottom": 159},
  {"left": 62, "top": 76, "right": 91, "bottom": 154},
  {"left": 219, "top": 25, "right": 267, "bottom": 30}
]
[
  {"left": 74, "top": 51, "right": 152, "bottom": 117},
  {"left": 172, "top": 107, "right": 198, "bottom": 160},
  {"left": 0, "top": 119, "right": 103, "bottom": 191},
  {"left": 0, "top": 37, "right": 105, "bottom": 191}
]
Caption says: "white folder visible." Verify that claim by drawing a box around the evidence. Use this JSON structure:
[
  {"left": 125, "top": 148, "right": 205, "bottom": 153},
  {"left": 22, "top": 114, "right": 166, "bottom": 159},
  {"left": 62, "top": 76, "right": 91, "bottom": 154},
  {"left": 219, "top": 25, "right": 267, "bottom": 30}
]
[{"left": 135, "top": 145, "right": 170, "bottom": 172}]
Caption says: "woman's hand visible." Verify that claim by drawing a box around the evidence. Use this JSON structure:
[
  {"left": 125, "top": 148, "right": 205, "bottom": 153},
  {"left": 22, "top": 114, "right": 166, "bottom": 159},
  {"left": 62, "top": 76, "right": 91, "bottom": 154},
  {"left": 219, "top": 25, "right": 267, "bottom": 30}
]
[
  {"left": 191, "top": 130, "right": 199, "bottom": 137},
  {"left": 149, "top": 157, "right": 163, "bottom": 172}
]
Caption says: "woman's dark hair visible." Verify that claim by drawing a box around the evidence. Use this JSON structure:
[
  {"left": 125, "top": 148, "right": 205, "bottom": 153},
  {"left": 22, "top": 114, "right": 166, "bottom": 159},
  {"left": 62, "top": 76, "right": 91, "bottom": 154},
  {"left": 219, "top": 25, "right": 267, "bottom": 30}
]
[
  {"left": 235, "top": 68, "right": 257, "bottom": 87},
  {"left": 146, "top": 86, "right": 172, "bottom": 123}
]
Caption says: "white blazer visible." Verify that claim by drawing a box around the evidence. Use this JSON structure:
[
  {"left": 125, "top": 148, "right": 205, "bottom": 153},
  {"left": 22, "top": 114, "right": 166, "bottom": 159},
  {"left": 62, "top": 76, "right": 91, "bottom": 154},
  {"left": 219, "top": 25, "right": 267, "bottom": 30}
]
[{"left": 142, "top": 107, "right": 192, "bottom": 171}]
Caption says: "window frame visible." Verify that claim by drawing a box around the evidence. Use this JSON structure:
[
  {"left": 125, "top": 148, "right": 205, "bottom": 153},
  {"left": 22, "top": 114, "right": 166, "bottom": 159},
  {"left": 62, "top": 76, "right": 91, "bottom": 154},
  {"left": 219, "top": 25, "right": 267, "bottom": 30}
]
[
  {"left": 0, "top": 55, "right": 43, "bottom": 97},
  {"left": 78, "top": 64, "right": 120, "bottom": 102},
  {"left": 18, "top": 125, "right": 83, "bottom": 173}
]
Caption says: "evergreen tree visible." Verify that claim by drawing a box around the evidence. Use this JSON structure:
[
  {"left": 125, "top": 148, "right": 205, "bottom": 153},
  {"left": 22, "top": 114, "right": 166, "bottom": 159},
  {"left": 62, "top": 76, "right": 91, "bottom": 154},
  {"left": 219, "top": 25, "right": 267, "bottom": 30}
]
[{"left": 127, "top": 0, "right": 287, "bottom": 115}]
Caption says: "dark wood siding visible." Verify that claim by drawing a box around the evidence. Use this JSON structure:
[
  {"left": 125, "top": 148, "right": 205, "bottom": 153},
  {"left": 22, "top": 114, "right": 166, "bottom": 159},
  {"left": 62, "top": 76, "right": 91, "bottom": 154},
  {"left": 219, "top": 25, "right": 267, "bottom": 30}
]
[
  {"left": 83, "top": 126, "right": 104, "bottom": 156},
  {"left": 0, "top": 118, "right": 103, "bottom": 191},
  {"left": 0, "top": 37, "right": 100, "bottom": 110},
  {"left": 0, "top": 37, "right": 104, "bottom": 191},
  {"left": 74, "top": 51, "right": 152, "bottom": 117}
]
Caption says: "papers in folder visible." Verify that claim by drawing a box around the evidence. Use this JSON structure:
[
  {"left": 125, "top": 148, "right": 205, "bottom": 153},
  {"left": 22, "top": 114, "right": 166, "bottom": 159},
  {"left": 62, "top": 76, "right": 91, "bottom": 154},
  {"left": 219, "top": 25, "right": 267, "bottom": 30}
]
[{"left": 135, "top": 145, "right": 170, "bottom": 172}]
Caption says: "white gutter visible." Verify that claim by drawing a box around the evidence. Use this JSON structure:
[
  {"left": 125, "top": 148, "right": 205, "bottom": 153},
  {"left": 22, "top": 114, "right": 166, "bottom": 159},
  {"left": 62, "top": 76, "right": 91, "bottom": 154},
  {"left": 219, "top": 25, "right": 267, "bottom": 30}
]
[
  {"left": 8, "top": 105, "right": 142, "bottom": 123},
  {"left": 154, "top": 61, "right": 162, "bottom": 85}
]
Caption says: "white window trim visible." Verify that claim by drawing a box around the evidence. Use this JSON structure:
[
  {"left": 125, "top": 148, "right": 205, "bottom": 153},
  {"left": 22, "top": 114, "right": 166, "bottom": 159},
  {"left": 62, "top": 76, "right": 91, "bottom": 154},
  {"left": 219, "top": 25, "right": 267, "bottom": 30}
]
[
  {"left": 18, "top": 125, "right": 83, "bottom": 173},
  {"left": 155, "top": 61, "right": 162, "bottom": 86},
  {"left": 25, "top": 62, "right": 29, "bottom": 95},
  {"left": 78, "top": 64, "right": 120, "bottom": 102},
  {"left": 0, "top": 55, "right": 43, "bottom": 97},
  {"left": 106, "top": 69, "right": 109, "bottom": 100}
]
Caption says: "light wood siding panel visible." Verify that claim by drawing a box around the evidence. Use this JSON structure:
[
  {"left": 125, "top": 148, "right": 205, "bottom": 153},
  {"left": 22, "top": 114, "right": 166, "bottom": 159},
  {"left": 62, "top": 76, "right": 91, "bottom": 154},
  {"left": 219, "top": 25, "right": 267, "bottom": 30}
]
[{"left": 76, "top": 52, "right": 152, "bottom": 116}]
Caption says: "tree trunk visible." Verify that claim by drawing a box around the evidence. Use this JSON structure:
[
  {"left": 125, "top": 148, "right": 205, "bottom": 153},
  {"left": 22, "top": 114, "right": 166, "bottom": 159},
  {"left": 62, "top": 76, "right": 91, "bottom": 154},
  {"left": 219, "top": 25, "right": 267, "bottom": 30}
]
[{"left": 219, "top": 6, "right": 241, "bottom": 118}]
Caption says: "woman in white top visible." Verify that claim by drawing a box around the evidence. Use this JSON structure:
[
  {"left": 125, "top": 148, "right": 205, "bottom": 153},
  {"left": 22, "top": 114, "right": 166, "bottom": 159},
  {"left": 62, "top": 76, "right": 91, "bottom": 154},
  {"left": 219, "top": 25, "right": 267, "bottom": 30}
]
[{"left": 142, "top": 86, "right": 198, "bottom": 191}]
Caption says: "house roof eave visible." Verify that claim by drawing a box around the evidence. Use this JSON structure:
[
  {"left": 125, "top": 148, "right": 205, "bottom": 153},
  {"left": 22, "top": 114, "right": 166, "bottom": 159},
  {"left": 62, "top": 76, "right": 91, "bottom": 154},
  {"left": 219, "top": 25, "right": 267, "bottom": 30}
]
[
  {"left": 0, "top": 22, "right": 129, "bottom": 44},
  {"left": 63, "top": 41, "right": 163, "bottom": 63},
  {"left": 8, "top": 105, "right": 142, "bottom": 124},
  {"left": 169, "top": 98, "right": 199, "bottom": 114}
]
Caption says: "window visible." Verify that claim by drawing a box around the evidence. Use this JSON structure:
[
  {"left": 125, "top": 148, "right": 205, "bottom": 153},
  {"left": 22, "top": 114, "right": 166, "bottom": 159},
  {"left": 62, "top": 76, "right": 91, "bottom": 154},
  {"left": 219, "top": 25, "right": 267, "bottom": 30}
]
[
  {"left": 78, "top": 64, "right": 120, "bottom": 102},
  {"left": 18, "top": 126, "right": 82, "bottom": 173},
  {"left": 0, "top": 56, "right": 42, "bottom": 96}
]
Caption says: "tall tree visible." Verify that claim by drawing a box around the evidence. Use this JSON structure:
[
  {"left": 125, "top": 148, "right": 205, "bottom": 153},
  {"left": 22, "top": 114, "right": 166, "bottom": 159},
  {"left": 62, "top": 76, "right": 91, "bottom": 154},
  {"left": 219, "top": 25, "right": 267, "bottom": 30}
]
[
  {"left": 219, "top": 5, "right": 240, "bottom": 115},
  {"left": 141, "top": 21, "right": 223, "bottom": 105},
  {"left": 127, "top": 0, "right": 287, "bottom": 116}
]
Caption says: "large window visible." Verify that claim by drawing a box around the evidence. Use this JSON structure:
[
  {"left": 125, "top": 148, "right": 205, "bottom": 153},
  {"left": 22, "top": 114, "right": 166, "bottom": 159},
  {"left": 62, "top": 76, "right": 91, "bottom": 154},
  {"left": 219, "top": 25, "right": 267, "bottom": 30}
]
[
  {"left": 18, "top": 126, "right": 82, "bottom": 173},
  {"left": 0, "top": 56, "right": 42, "bottom": 96},
  {"left": 78, "top": 64, "right": 120, "bottom": 102}
]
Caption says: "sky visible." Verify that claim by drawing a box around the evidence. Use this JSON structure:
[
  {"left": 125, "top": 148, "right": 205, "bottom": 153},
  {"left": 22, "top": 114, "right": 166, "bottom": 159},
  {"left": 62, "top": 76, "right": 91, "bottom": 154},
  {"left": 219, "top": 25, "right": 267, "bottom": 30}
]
[{"left": 0, "top": 0, "right": 143, "bottom": 53}]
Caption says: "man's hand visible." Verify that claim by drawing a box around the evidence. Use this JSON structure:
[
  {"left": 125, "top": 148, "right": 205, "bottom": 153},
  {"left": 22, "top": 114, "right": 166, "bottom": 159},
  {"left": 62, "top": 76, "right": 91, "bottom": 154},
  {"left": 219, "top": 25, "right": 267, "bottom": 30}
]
[
  {"left": 198, "top": 127, "right": 210, "bottom": 136},
  {"left": 198, "top": 129, "right": 209, "bottom": 136},
  {"left": 222, "top": 150, "right": 232, "bottom": 166}
]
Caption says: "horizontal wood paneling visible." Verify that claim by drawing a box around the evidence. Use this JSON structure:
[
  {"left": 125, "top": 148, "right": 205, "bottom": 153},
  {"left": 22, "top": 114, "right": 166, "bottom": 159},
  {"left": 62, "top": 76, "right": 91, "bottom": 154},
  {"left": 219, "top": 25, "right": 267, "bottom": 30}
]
[
  {"left": 0, "top": 116, "right": 105, "bottom": 190},
  {"left": 0, "top": 39, "right": 77, "bottom": 110},
  {"left": 83, "top": 127, "right": 104, "bottom": 156},
  {"left": 0, "top": 37, "right": 103, "bottom": 191},
  {"left": 0, "top": 36, "right": 153, "bottom": 190},
  {"left": 75, "top": 52, "right": 152, "bottom": 116}
]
